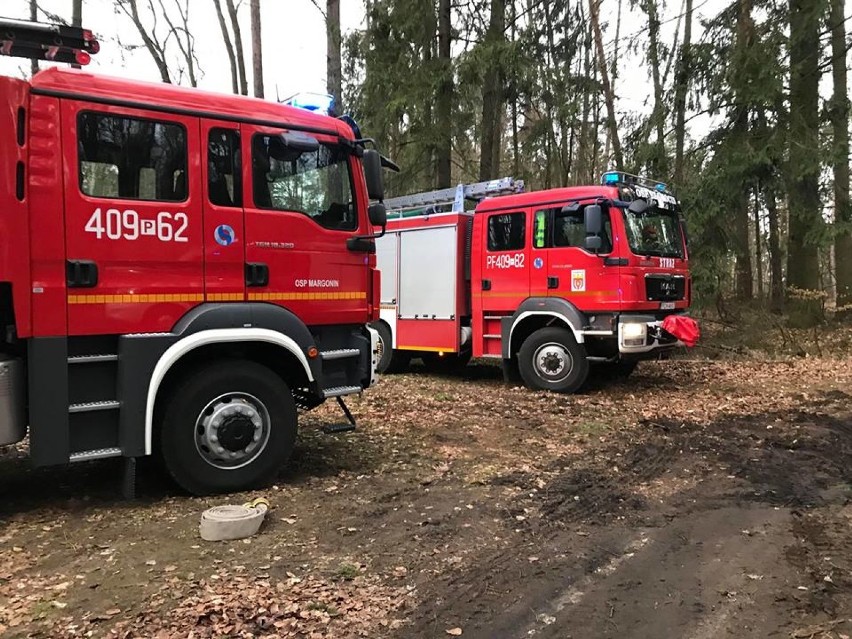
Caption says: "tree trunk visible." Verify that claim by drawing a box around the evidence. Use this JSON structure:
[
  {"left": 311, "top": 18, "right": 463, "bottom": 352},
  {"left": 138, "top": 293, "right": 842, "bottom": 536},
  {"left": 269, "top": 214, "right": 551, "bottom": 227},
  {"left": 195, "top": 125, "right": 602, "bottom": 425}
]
[
  {"left": 588, "top": 0, "right": 623, "bottom": 171},
  {"left": 577, "top": 12, "right": 592, "bottom": 183},
  {"left": 250, "top": 0, "right": 264, "bottom": 98},
  {"left": 213, "top": 0, "right": 239, "bottom": 94},
  {"left": 224, "top": 0, "right": 248, "bottom": 95},
  {"left": 786, "top": 0, "right": 824, "bottom": 326},
  {"left": 765, "top": 183, "right": 784, "bottom": 311},
  {"left": 121, "top": 0, "right": 172, "bottom": 84},
  {"left": 478, "top": 0, "right": 506, "bottom": 181},
  {"left": 643, "top": 0, "right": 667, "bottom": 176},
  {"left": 326, "top": 0, "right": 342, "bottom": 112},
  {"left": 673, "top": 0, "right": 692, "bottom": 185},
  {"left": 754, "top": 187, "right": 763, "bottom": 298},
  {"left": 30, "top": 0, "right": 39, "bottom": 76},
  {"left": 436, "top": 0, "right": 452, "bottom": 187},
  {"left": 829, "top": 0, "right": 852, "bottom": 315},
  {"left": 732, "top": 0, "right": 753, "bottom": 300}
]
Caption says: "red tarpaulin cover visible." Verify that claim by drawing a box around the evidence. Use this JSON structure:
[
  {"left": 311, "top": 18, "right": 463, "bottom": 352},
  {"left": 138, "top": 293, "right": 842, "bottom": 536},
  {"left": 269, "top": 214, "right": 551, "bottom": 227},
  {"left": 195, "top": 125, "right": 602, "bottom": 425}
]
[{"left": 662, "top": 315, "right": 700, "bottom": 347}]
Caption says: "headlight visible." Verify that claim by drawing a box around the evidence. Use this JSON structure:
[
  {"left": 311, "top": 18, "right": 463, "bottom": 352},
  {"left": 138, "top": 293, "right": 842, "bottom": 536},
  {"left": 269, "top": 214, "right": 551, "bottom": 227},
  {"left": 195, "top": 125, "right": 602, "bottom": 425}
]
[{"left": 622, "top": 323, "right": 647, "bottom": 339}]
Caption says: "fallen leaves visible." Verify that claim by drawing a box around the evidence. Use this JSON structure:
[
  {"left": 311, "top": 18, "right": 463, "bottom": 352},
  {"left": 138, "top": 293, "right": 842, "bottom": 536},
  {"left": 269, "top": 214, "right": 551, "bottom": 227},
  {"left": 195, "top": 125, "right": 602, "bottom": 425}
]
[{"left": 100, "top": 572, "right": 411, "bottom": 638}]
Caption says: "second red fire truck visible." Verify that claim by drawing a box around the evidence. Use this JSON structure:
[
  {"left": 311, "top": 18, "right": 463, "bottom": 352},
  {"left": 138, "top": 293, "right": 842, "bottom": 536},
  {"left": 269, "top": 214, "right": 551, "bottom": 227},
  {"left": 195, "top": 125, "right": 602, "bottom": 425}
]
[{"left": 373, "top": 173, "right": 698, "bottom": 393}]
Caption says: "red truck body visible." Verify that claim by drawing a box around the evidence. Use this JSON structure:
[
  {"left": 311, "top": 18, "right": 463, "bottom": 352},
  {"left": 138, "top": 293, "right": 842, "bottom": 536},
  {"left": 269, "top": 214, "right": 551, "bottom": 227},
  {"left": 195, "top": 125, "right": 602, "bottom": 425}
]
[
  {"left": 375, "top": 176, "right": 695, "bottom": 391},
  {"left": 0, "top": 37, "right": 384, "bottom": 495}
]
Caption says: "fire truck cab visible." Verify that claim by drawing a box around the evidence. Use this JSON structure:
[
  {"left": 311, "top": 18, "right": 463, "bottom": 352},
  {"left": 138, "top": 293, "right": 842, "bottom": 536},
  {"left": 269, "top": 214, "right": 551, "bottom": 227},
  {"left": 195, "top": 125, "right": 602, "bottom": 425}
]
[
  {"left": 0, "top": 20, "right": 387, "bottom": 495},
  {"left": 375, "top": 173, "right": 695, "bottom": 393}
]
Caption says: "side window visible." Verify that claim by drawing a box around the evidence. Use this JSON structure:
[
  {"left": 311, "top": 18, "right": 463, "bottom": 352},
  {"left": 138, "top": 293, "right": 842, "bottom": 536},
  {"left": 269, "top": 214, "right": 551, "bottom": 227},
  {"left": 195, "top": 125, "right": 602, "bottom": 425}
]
[
  {"left": 536, "top": 205, "right": 612, "bottom": 253},
  {"left": 208, "top": 128, "right": 242, "bottom": 207},
  {"left": 487, "top": 212, "right": 526, "bottom": 251},
  {"left": 251, "top": 133, "right": 356, "bottom": 231},
  {"left": 77, "top": 112, "right": 187, "bottom": 202}
]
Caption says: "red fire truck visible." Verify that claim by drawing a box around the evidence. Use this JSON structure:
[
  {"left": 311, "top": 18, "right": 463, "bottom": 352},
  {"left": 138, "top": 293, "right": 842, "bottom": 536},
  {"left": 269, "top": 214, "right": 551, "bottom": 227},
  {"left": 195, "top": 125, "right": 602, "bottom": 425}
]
[
  {"left": 373, "top": 174, "right": 697, "bottom": 392},
  {"left": 0, "top": 20, "right": 388, "bottom": 495}
]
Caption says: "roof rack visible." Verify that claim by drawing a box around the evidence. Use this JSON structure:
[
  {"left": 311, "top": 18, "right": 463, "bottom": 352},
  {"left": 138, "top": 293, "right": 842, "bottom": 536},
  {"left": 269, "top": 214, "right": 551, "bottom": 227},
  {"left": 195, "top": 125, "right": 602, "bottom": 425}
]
[
  {"left": 384, "top": 177, "right": 525, "bottom": 215},
  {"left": 0, "top": 17, "right": 100, "bottom": 66}
]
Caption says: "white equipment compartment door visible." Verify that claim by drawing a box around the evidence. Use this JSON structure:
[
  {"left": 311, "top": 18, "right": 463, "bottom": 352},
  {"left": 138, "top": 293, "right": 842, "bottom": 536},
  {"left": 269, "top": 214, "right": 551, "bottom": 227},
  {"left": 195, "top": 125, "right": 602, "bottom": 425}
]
[
  {"left": 375, "top": 232, "right": 399, "bottom": 304},
  {"left": 398, "top": 226, "right": 457, "bottom": 320}
]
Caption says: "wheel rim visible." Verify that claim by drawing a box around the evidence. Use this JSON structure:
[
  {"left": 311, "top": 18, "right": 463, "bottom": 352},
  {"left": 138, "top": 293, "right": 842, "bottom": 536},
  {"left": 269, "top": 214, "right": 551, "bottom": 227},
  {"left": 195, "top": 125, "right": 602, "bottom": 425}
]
[
  {"left": 532, "top": 342, "right": 573, "bottom": 383},
  {"left": 194, "top": 392, "right": 271, "bottom": 470},
  {"left": 376, "top": 332, "right": 386, "bottom": 364}
]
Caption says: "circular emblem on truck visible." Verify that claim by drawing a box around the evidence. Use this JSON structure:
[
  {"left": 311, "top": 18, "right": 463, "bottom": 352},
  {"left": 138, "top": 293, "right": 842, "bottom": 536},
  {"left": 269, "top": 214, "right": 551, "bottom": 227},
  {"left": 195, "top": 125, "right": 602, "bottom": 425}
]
[
  {"left": 214, "top": 224, "right": 236, "bottom": 246},
  {"left": 533, "top": 257, "right": 544, "bottom": 269}
]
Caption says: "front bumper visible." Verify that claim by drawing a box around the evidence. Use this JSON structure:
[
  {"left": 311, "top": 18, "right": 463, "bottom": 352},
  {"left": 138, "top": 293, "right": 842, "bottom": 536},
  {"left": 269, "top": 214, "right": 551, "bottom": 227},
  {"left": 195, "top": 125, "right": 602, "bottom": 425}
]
[{"left": 616, "top": 314, "right": 686, "bottom": 355}]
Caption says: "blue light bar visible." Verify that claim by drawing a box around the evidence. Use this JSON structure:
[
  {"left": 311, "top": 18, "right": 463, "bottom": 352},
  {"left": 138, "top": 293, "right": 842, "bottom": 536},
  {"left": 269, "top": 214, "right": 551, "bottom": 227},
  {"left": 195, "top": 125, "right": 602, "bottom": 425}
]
[
  {"left": 603, "top": 171, "right": 621, "bottom": 184},
  {"left": 655, "top": 183, "right": 667, "bottom": 192},
  {"left": 282, "top": 92, "right": 335, "bottom": 115}
]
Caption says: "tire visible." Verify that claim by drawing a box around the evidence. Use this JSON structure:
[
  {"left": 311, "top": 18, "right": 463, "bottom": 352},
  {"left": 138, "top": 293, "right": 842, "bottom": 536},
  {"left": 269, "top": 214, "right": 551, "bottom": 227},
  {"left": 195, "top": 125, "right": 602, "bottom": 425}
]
[
  {"left": 422, "top": 350, "right": 472, "bottom": 375},
  {"left": 386, "top": 350, "right": 412, "bottom": 373},
  {"left": 371, "top": 321, "right": 393, "bottom": 374},
  {"left": 518, "top": 327, "right": 589, "bottom": 393},
  {"left": 159, "top": 359, "right": 297, "bottom": 495}
]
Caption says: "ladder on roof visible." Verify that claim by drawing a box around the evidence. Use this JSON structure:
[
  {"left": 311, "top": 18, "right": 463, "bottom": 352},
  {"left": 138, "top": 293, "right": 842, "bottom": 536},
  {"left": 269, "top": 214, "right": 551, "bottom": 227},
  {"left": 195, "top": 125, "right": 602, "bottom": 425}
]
[
  {"left": 384, "top": 177, "right": 525, "bottom": 214},
  {"left": 0, "top": 17, "right": 100, "bottom": 65}
]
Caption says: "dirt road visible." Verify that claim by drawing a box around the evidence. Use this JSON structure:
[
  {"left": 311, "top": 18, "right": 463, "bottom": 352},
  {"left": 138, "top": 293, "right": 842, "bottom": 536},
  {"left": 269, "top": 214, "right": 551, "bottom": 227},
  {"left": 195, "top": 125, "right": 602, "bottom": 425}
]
[{"left": 1, "top": 358, "right": 851, "bottom": 638}]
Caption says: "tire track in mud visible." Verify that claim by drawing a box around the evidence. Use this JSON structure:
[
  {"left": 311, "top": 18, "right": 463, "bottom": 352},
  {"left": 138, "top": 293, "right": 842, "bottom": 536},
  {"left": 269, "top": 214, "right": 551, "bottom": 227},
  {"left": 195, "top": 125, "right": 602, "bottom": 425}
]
[{"left": 401, "top": 403, "right": 852, "bottom": 638}]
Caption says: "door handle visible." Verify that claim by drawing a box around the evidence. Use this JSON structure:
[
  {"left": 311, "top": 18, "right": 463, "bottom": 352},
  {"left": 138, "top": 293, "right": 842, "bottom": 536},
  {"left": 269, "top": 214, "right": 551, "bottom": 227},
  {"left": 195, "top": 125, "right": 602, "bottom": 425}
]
[
  {"left": 66, "top": 260, "right": 98, "bottom": 288},
  {"left": 245, "top": 262, "right": 269, "bottom": 287},
  {"left": 481, "top": 279, "right": 492, "bottom": 291},
  {"left": 547, "top": 276, "right": 559, "bottom": 289}
]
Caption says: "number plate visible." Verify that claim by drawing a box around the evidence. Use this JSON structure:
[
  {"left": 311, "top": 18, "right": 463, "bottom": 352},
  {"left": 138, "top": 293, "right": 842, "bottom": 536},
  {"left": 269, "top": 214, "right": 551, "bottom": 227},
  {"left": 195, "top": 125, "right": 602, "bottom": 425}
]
[{"left": 660, "top": 301, "right": 676, "bottom": 310}]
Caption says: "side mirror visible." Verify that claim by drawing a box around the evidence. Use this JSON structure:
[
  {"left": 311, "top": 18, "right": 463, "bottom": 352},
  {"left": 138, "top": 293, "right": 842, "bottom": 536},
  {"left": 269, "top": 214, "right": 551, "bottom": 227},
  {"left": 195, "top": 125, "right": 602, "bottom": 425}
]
[
  {"left": 585, "top": 235, "right": 603, "bottom": 252},
  {"left": 368, "top": 202, "right": 387, "bottom": 228},
  {"left": 363, "top": 149, "right": 384, "bottom": 201},
  {"left": 584, "top": 204, "right": 603, "bottom": 235},
  {"left": 279, "top": 131, "right": 319, "bottom": 153},
  {"left": 680, "top": 219, "right": 689, "bottom": 247},
  {"left": 628, "top": 199, "right": 649, "bottom": 214}
]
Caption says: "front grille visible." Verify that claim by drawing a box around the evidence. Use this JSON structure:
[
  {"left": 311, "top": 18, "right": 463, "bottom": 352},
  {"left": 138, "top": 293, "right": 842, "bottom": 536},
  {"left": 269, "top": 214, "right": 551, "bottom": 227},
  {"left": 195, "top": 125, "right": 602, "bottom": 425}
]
[{"left": 645, "top": 275, "right": 686, "bottom": 301}]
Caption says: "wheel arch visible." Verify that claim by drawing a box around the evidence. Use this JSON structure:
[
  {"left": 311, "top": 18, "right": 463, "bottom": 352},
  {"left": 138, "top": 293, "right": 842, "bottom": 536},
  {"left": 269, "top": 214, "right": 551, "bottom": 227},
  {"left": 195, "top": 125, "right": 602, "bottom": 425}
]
[
  {"left": 145, "top": 328, "right": 313, "bottom": 456},
  {"left": 504, "top": 297, "right": 587, "bottom": 359}
]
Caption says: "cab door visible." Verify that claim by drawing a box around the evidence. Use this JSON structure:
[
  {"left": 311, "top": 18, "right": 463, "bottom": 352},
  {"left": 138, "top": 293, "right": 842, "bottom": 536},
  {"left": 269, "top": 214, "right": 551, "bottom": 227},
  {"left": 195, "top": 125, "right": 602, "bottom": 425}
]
[
  {"left": 475, "top": 209, "right": 530, "bottom": 357},
  {"left": 62, "top": 101, "right": 203, "bottom": 335},
  {"left": 242, "top": 124, "right": 370, "bottom": 327},
  {"left": 479, "top": 209, "right": 530, "bottom": 311},
  {"left": 201, "top": 122, "right": 245, "bottom": 302},
  {"left": 529, "top": 203, "right": 621, "bottom": 311}
]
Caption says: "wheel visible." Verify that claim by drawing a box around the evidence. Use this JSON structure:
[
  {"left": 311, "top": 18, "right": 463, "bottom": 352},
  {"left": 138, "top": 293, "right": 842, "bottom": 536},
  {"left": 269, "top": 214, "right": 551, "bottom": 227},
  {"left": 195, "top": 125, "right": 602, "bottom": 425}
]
[
  {"left": 159, "top": 359, "right": 297, "bottom": 495},
  {"left": 422, "top": 350, "right": 472, "bottom": 375},
  {"left": 371, "top": 321, "right": 393, "bottom": 373},
  {"left": 386, "top": 350, "right": 412, "bottom": 373},
  {"left": 518, "top": 327, "right": 589, "bottom": 393}
]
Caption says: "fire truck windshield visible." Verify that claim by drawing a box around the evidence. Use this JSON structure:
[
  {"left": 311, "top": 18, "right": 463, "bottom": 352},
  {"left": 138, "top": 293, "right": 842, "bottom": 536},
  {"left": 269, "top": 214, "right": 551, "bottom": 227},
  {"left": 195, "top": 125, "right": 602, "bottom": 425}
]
[
  {"left": 623, "top": 207, "right": 684, "bottom": 258},
  {"left": 252, "top": 135, "right": 357, "bottom": 231}
]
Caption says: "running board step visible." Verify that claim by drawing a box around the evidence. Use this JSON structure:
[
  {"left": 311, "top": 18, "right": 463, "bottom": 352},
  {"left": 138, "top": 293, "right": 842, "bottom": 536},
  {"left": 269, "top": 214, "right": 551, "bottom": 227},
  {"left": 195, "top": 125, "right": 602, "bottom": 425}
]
[
  {"left": 321, "top": 385, "right": 362, "bottom": 399},
  {"left": 320, "top": 348, "right": 361, "bottom": 361},
  {"left": 69, "top": 447, "right": 122, "bottom": 462},
  {"left": 67, "top": 354, "right": 119, "bottom": 364},
  {"left": 69, "top": 400, "right": 120, "bottom": 413}
]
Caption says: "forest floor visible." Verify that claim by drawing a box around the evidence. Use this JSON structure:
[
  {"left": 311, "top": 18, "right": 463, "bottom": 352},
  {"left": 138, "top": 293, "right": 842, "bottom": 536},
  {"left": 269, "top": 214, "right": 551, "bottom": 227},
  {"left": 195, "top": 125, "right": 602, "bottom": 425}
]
[{"left": 2, "top": 319, "right": 852, "bottom": 638}]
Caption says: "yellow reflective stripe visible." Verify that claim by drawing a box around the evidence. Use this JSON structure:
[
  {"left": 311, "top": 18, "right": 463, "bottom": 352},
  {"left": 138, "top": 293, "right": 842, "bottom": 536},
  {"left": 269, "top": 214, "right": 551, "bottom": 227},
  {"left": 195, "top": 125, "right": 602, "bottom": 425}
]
[
  {"left": 247, "top": 291, "right": 367, "bottom": 301},
  {"left": 67, "top": 293, "right": 205, "bottom": 304},
  {"left": 67, "top": 291, "right": 367, "bottom": 304}
]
